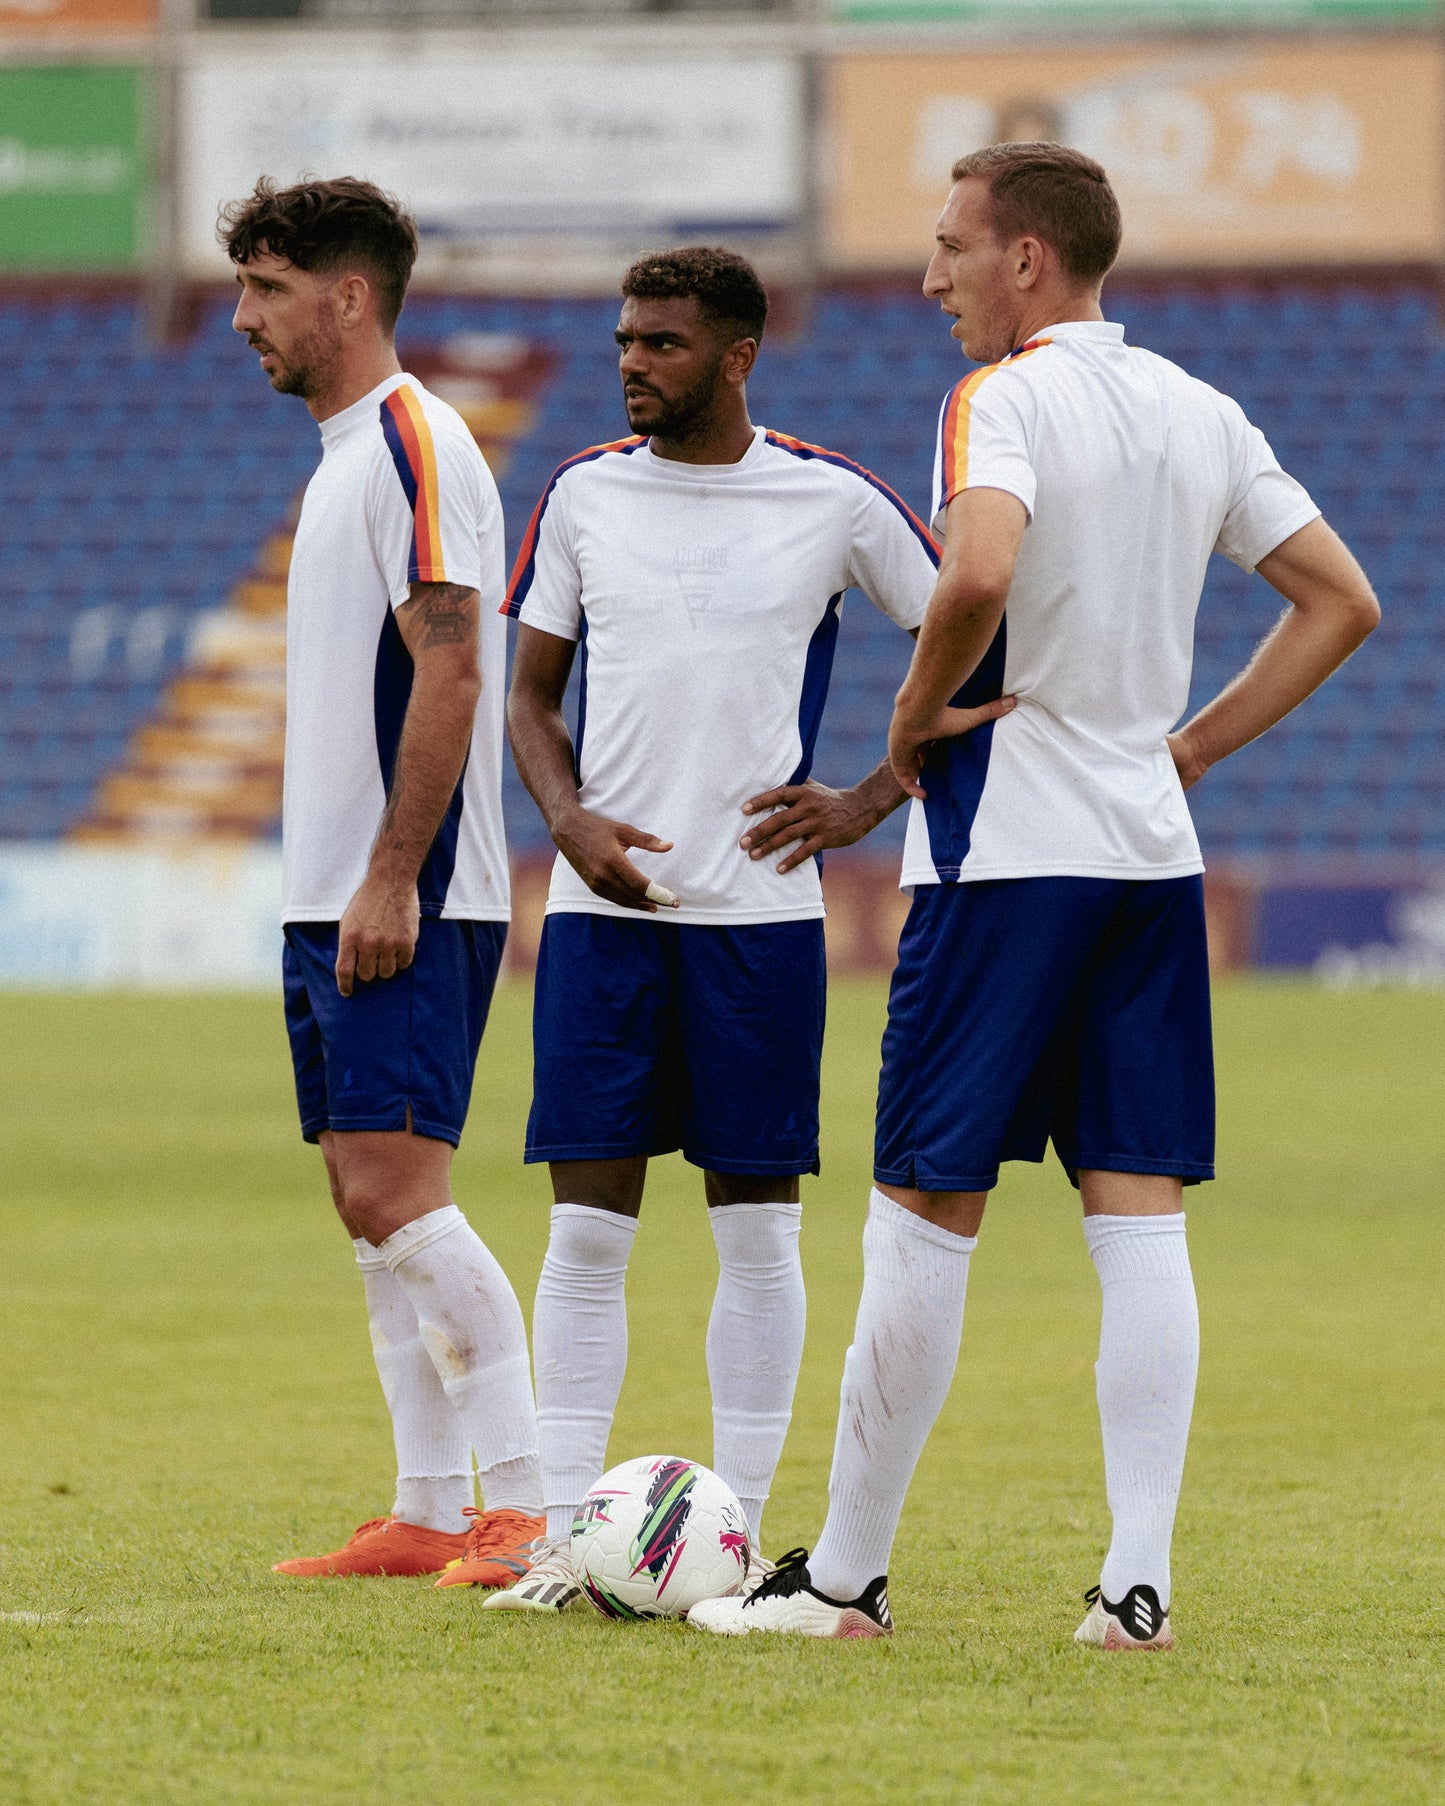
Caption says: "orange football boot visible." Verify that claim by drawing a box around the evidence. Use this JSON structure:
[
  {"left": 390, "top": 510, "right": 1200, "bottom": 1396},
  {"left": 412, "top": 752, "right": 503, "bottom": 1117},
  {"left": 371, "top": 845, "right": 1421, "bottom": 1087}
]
[
  {"left": 273, "top": 1515, "right": 469, "bottom": 1577},
  {"left": 433, "top": 1507, "right": 547, "bottom": 1589}
]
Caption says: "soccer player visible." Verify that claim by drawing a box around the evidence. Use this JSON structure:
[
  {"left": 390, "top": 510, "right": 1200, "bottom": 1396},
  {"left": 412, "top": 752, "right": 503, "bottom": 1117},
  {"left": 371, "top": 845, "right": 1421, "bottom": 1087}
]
[
  {"left": 482, "top": 247, "right": 1008, "bottom": 1612},
  {"left": 225, "top": 177, "right": 545, "bottom": 1585},
  {"left": 690, "top": 145, "right": 1379, "bottom": 1645}
]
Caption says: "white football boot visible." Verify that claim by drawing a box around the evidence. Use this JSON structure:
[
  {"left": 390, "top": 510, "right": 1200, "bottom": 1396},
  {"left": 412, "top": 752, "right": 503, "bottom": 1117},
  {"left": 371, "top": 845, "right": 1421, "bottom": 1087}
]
[
  {"left": 688, "top": 1548, "right": 893, "bottom": 1639},
  {"left": 1073, "top": 1583, "right": 1174, "bottom": 1651},
  {"left": 479, "top": 1536, "right": 584, "bottom": 1613},
  {"left": 739, "top": 1549, "right": 776, "bottom": 1597}
]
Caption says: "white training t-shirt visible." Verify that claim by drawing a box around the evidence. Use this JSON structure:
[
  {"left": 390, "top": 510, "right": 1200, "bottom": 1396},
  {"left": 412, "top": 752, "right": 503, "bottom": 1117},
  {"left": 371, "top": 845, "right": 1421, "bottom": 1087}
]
[
  {"left": 901, "top": 319, "right": 1321, "bottom": 887},
  {"left": 283, "top": 373, "right": 510, "bottom": 923},
  {"left": 507, "top": 426, "right": 939, "bottom": 924}
]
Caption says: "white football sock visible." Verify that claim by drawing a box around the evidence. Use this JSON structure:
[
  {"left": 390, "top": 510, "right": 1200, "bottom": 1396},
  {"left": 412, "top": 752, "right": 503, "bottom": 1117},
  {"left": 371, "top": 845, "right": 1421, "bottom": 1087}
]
[
  {"left": 808, "top": 1190, "right": 976, "bottom": 1601},
  {"left": 353, "top": 1239, "right": 472, "bottom": 1532},
  {"left": 706, "top": 1202, "right": 806, "bottom": 1549},
  {"left": 1084, "top": 1212, "right": 1199, "bottom": 1607},
  {"left": 378, "top": 1205, "right": 543, "bottom": 1516},
  {"left": 532, "top": 1204, "right": 638, "bottom": 1544}
]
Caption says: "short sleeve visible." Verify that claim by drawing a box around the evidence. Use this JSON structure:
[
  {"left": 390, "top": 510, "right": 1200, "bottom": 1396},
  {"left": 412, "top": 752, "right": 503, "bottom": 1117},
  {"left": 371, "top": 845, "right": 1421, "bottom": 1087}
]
[
  {"left": 931, "top": 366, "right": 1037, "bottom": 532},
  {"left": 845, "top": 474, "right": 939, "bottom": 630},
  {"left": 1213, "top": 409, "right": 1321, "bottom": 573},
  {"left": 373, "top": 387, "right": 486, "bottom": 608},
  {"left": 505, "top": 469, "right": 583, "bottom": 641}
]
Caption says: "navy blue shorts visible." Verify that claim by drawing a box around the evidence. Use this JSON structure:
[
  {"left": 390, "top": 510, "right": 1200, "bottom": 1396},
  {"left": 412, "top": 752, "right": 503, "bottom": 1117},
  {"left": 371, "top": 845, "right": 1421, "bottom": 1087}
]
[
  {"left": 526, "top": 913, "right": 826, "bottom": 1176},
  {"left": 282, "top": 916, "right": 507, "bottom": 1147},
  {"left": 875, "top": 876, "right": 1214, "bottom": 1193}
]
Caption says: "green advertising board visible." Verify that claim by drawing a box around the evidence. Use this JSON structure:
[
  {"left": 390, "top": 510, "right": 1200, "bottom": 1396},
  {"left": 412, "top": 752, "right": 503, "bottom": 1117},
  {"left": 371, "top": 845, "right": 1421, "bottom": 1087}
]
[
  {"left": 835, "top": 0, "right": 1435, "bottom": 26},
  {"left": 0, "top": 66, "right": 144, "bottom": 270}
]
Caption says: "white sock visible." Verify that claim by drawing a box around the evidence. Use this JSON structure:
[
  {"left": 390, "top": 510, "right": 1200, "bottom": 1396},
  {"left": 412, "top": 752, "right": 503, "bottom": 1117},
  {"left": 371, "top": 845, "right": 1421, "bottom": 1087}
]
[
  {"left": 706, "top": 1202, "right": 806, "bottom": 1549},
  {"left": 532, "top": 1204, "right": 638, "bottom": 1544},
  {"left": 1084, "top": 1213, "right": 1199, "bottom": 1607},
  {"left": 353, "top": 1240, "right": 473, "bottom": 1532},
  {"left": 808, "top": 1190, "right": 976, "bottom": 1601},
  {"left": 378, "top": 1205, "right": 543, "bottom": 1517}
]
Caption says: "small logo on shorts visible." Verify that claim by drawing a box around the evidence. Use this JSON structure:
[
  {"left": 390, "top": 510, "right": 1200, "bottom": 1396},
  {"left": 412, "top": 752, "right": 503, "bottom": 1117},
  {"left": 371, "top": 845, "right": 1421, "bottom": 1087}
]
[{"left": 339, "top": 1067, "right": 357, "bottom": 1093}]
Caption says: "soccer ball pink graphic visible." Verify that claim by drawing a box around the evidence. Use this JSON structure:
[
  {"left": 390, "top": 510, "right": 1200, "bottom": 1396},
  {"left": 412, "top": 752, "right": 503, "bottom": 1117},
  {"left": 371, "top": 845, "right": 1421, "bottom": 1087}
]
[{"left": 570, "top": 1456, "right": 751, "bottom": 1620}]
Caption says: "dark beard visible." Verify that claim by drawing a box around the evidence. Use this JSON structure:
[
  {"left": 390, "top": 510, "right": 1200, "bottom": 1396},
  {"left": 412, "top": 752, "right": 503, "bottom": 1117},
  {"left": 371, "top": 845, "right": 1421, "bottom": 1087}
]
[
  {"left": 624, "top": 364, "right": 724, "bottom": 441},
  {"left": 260, "top": 320, "right": 341, "bottom": 401}
]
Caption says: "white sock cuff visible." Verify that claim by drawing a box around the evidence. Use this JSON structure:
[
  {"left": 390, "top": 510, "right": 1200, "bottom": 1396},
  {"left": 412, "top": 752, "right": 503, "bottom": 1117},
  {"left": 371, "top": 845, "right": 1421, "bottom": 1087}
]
[
  {"left": 378, "top": 1204, "right": 467, "bottom": 1271},
  {"left": 706, "top": 1201, "right": 802, "bottom": 1224},
  {"left": 868, "top": 1188, "right": 979, "bottom": 1257},
  {"left": 1084, "top": 1213, "right": 1191, "bottom": 1283},
  {"left": 354, "top": 1237, "right": 389, "bottom": 1274},
  {"left": 707, "top": 1200, "right": 802, "bottom": 1259},
  {"left": 549, "top": 1202, "right": 639, "bottom": 1260}
]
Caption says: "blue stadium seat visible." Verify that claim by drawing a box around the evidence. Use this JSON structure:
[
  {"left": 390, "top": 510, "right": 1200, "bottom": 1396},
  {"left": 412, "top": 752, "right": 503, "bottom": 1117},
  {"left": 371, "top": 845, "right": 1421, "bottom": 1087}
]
[{"left": 1, "top": 280, "right": 1442, "bottom": 858}]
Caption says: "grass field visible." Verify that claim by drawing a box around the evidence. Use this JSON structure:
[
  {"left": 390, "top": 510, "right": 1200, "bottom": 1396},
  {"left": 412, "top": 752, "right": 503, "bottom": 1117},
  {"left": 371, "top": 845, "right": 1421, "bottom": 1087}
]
[{"left": 2, "top": 977, "right": 1442, "bottom": 1805}]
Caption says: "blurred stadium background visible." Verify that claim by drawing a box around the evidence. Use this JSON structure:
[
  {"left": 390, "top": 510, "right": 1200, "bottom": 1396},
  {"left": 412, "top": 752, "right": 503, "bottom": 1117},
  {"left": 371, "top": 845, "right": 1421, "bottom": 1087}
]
[{"left": 0, "top": 0, "right": 1442, "bottom": 987}]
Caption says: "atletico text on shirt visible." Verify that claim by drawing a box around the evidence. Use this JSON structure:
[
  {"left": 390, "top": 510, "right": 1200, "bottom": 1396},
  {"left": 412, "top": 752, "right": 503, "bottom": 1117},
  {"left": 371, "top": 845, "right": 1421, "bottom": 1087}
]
[
  {"left": 283, "top": 374, "right": 511, "bottom": 925},
  {"left": 902, "top": 320, "right": 1322, "bottom": 889},
  {"left": 506, "top": 426, "right": 940, "bottom": 927}
]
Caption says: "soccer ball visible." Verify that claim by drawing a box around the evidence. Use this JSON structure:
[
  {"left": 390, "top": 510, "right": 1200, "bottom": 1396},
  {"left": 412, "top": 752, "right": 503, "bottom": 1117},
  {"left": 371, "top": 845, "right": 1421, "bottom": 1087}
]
[{"left": 571, "top": 1455, "right": 751, "bottom": 1621}]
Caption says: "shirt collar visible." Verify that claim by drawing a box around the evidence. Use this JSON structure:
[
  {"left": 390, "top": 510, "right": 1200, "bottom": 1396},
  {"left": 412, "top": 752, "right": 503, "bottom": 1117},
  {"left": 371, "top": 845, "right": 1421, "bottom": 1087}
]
[
  {"left": 640, "top": 423, "right": 767, "bottom": 477},
  {"left": 319, "top": 371, "right": 411, "bottom": 445},
  {"left": 1012, "top": 321, "right": 1125, "bottom": 354}
]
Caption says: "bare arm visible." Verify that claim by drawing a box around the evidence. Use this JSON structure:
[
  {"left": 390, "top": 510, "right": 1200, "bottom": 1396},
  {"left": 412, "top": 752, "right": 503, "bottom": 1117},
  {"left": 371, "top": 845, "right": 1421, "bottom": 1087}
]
[
  {"left": 888, "top": 487, "right": 1025, "bottom": 799},
  {"left": 335, "top": 581, "right": 481, "bottom": 997},
  {"left": 1168, "top": 518, "right": 1380, "bottom": 789},
  {"left": 506, "top": 622, "right": 674, "bottom": 912}
]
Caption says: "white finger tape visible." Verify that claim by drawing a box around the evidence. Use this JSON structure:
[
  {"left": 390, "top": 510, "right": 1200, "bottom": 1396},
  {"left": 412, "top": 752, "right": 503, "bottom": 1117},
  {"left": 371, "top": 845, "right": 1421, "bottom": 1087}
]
[{"left": 645, "top": 881, "right": 681, "bottom": 908}]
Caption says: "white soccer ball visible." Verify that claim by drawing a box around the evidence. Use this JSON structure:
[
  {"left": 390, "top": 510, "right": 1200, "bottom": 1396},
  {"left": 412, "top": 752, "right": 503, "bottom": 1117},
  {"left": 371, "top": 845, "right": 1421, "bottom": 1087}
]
[{"left": 571, "top": 1455, "right": 751, "bottom": 1621}]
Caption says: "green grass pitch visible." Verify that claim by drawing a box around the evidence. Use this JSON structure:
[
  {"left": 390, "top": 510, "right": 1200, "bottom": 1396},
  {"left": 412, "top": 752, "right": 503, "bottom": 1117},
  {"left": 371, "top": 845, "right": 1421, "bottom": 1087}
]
[{"left": 2, "top": 977, "right": 1442, "bottom": 1805}]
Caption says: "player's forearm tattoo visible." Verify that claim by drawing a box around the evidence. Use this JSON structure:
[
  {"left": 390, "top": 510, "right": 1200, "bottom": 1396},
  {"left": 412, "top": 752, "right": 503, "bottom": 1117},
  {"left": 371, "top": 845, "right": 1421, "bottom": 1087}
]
[{"left": 410, "top": 582, "right": 474, "bottom": 648}]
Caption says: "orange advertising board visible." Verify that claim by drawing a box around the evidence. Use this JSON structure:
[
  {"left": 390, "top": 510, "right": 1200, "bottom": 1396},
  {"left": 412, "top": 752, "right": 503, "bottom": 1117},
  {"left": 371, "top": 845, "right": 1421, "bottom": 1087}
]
[
  {"left": 828, "top": 38, "right": 1444, "bottom": 268},
  {"left": 0, "top": 0, "right": 154, "bottom": 30}
]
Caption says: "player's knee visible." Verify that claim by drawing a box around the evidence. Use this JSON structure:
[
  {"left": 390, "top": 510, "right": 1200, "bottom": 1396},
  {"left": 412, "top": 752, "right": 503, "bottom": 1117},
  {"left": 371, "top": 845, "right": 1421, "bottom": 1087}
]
[
  {"left": 704, "top": 1170, "right": 801, "bottom": 1209},
  {"left": 549, "top": 1157, "right": 646, "bottom": 1216}
]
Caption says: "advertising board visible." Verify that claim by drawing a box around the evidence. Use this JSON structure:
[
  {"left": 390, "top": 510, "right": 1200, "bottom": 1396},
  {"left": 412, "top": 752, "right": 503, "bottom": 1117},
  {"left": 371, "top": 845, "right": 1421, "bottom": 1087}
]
[
  {"left": 0, "top": 0, "right": 153, "bottom": 32},
  {"left": 828, "top": 39, "right": 1444, "bottom": 267},
  {"left": 0, "top": 65, "right": 145, "bottom": 269},
  {"left": 832, "top": 0, "right": 1434, "bottom": 28},
  {"left": 180, "top": 44, "right": 806, "bottom": 277},
  {"left": 0, "top": 846, "right": 283, "bottom": 990}
]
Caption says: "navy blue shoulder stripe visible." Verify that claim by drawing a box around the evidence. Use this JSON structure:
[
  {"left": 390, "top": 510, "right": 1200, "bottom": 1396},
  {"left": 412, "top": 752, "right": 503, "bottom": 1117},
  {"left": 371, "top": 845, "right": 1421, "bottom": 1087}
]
[
  {"left": 503, "top": 436, "right": 647, "bottom": 618},
  {"left": 764, "top": 430, "right": 940, "bottom": 568}
]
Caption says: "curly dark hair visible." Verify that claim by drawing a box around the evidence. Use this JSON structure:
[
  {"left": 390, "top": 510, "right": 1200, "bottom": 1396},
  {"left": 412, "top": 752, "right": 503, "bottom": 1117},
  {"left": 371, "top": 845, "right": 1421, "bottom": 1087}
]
[
  {"left": 621, "top": 246, "right": 768, "bottom": 345},
  {"left": 218, "top": 176, "right": 419, "bottom": 333}
]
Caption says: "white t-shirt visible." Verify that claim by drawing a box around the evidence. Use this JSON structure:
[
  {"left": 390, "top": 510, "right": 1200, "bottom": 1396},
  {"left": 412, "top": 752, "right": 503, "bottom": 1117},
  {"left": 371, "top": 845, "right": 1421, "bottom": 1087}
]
[
  {"left": 282, "top": 373, "right": 510, "bottom": 923},
  {"left": 901, "top": 320, "right": 1321, "bottom": 887},
  {"left": 507, "top": 426, "right": 939, "bottom": 924}
]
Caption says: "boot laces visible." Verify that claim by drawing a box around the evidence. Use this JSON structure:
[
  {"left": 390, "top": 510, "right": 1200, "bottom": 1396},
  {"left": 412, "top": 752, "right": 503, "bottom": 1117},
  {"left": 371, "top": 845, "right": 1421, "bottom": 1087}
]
[
  {"left": 461, "top": 1506, "right": 534, "bottom": 1560},
  {"left": 744, "top": 1547, "right": 812, "bottom": 1607}
]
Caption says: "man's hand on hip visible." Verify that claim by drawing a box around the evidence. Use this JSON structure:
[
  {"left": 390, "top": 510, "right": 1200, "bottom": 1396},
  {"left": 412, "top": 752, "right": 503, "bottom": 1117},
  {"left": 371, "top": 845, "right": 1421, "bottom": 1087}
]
[
  {"left": 553, "top": 805, "right": 675, "bottom": 912},
  {"left": 888, "top": 694, "right": 1017, "bottom": 800},
  {"left": 739, "top": 779, "right": 883, "bottom": 875},
  {"left": 1166, "top": 728, "right": 1210, "bottom": 792},
  {"left": 336, "top": 871, "right": 421, "bottom": 996}
]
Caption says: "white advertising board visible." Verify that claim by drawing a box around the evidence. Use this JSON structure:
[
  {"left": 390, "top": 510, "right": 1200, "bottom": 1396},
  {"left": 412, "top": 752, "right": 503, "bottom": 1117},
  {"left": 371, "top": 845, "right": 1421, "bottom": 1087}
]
[
  {"left": 0, "top": 845, "right": 283, "bottom": 989},
  {"left": 180, "top": 41, "right": 806, "bottom": 277}
]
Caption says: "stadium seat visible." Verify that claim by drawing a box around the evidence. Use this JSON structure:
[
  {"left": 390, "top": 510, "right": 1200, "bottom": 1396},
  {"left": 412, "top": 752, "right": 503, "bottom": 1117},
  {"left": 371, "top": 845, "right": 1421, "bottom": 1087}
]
[{"left": 0, "top": 279, "right": 1439, "bottom": 862}]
